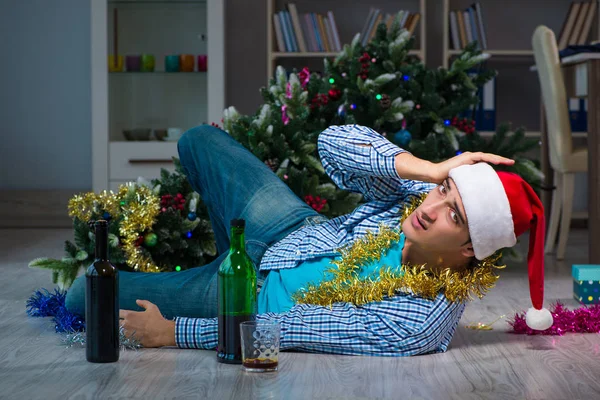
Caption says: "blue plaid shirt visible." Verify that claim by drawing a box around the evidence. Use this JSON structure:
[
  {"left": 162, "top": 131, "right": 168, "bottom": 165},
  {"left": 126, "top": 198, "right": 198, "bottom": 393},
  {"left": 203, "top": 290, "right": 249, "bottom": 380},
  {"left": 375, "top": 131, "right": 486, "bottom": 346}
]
[{"left": 175, "top": 124, "right": 467, "bottom": 356}]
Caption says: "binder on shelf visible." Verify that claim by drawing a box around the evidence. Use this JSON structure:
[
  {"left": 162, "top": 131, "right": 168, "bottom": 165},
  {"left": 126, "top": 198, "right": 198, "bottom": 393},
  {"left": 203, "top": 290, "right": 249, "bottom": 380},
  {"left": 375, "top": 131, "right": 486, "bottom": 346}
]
[
  {"left": 569, "top": 98, "right": 588, "bottom": 132},
  {"left": 480, "top": 76, "right": 496, "bottom": 131},
  {"left": 460, "top": 70, "right": 484, "bottom": 127},
  {"left": 582, "top": 98, "right": 588, "bottom": 133}
]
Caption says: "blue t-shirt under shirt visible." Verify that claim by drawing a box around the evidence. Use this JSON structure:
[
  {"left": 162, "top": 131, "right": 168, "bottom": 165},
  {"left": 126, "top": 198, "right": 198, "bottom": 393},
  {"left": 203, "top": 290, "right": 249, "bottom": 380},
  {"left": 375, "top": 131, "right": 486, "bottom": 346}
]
[{"left": 258, "top": 233, "right": 406, "bottom": 314}]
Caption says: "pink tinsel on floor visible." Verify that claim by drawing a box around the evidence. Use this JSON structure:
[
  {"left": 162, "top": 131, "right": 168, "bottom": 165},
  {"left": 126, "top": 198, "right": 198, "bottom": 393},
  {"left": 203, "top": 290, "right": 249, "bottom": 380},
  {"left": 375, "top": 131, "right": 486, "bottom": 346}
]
[{"left": 508, "top": 301, "right": 600, "bottom": 335}]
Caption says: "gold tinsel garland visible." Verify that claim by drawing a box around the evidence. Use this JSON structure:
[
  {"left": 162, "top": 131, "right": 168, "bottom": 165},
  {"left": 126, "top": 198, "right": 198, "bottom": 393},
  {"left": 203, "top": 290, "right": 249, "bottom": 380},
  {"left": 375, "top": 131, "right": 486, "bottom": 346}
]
[
  {"left": 292, "top": 194, "right": 505, "bottom": 306},
  {"left": 68, "top": 184, "right": 162, "bottom": 273}
]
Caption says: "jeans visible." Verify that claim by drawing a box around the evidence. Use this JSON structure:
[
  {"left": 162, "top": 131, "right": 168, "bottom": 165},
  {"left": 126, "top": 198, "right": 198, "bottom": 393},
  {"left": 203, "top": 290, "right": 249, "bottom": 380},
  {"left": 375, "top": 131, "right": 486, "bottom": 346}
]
[{"left": 65, "top": 124, "right": 320, "bottom": 319}]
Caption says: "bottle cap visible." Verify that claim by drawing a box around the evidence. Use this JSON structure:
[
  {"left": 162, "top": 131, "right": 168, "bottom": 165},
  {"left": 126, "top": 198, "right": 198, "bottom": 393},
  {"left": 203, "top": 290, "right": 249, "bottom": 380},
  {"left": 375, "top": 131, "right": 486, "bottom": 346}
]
[
  {"left": 95, "top": 220, "right": 108, "bottom": 227},
  {"left": 230, "top": 219, "right": 245, "bottom": 228}
]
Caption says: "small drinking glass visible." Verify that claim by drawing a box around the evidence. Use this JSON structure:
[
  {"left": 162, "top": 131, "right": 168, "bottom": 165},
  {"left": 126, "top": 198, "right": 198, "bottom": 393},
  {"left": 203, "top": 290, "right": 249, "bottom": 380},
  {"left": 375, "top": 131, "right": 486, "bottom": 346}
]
[{"left": 239, "top": 321, "right": 280, "bottom": 372}]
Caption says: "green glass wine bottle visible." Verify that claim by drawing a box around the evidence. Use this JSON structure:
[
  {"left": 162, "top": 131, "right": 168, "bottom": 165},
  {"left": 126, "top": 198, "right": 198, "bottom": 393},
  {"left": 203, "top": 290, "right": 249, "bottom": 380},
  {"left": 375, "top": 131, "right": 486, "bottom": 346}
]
[{"left": 217, "top": 218, "right": 257, "bottom": 364}]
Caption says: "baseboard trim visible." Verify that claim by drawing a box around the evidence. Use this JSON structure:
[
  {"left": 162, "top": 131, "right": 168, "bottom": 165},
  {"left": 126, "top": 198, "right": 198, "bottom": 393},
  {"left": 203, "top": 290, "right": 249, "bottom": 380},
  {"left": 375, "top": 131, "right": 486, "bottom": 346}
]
[{"left": 0, "top": 189, "right": 81, "bottom": 228}]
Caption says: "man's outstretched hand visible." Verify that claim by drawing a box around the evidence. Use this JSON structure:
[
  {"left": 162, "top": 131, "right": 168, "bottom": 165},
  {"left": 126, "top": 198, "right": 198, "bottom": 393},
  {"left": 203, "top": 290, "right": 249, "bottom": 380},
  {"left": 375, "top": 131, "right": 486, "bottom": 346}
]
[
  {"left": 430, "top": 152, "right": 515, "bottom": 184},
  {"left": 119, "top": 300, "right": 176, "bottom": 348}
]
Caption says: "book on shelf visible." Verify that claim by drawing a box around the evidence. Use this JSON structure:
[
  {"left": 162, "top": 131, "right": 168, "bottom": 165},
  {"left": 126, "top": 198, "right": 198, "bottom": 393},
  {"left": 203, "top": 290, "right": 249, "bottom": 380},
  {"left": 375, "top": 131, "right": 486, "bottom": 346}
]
[
  {"left": 558, "top": 0, "right": 597, "bottom": 50},
  {"left": 273, "top": 5, "right": 420, "bottom": 54},
  {"left": 449, "top": 2, "right": 487, "bottom": 51},
  {"left": 288, "top": 3, "right": 307, "bottom": 52},
  {"left": 361, "top": 8, "right": 421, "bottom": 46},
  {"left": 272, "top": 3, "right": 342, "bottom": 53}
]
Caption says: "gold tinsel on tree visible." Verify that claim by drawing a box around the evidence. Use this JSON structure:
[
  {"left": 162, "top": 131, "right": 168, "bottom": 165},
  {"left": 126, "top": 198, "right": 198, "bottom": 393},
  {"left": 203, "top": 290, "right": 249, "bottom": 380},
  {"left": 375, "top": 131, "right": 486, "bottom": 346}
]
[{"left": 68, "top": 184, "right": 162, "bottom": 272}]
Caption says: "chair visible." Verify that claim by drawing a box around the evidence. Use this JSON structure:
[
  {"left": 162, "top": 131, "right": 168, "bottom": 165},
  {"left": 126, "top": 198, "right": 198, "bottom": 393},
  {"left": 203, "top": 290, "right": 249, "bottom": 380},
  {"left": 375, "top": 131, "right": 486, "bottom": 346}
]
[{"left": 532, "top": 25, "right": 588, "bottom": 260}]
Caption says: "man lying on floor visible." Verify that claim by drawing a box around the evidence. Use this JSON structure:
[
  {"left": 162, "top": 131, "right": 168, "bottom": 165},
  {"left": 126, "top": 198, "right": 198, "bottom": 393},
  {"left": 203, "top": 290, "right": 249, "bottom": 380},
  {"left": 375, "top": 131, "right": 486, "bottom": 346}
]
[{"left": 66, "top": 124, "right": 552, "bottom": 356}]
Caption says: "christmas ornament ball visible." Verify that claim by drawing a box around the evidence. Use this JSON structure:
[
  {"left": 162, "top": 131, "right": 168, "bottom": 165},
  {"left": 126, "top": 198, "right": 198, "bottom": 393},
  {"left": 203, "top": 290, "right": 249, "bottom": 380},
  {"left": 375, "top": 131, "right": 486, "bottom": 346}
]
[
  {"left": 187, "top": 212, "right": 197, "bottom": 221},
  {"left": 394, "top": 129, "right": 412, "bottom": 147},
  {"left": 337, "top": 104, "right": 346, "bottom": 118},
  {"left": 144, "top": 232, "right": 158, "bottom": 247}
]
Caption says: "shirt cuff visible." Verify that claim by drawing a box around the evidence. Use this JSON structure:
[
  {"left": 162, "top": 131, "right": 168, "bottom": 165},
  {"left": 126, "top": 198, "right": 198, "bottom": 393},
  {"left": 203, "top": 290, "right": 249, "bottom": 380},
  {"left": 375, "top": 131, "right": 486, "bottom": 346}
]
[{"left": 174, "top": 316, "right": 218, "bottom": 350}]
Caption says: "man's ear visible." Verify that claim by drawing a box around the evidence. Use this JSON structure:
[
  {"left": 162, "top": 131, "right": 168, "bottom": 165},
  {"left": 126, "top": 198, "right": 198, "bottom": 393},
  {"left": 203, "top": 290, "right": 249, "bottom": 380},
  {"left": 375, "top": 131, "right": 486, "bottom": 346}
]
[{"left": 461, "top": 244, "right": 475, "bottom": 258}]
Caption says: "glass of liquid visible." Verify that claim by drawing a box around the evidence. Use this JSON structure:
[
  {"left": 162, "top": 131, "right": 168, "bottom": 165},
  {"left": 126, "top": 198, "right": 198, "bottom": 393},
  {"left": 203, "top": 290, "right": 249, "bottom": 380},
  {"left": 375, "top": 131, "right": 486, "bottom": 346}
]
[{"left": 240, "top": 321, "right": 280, "bottom": 372}]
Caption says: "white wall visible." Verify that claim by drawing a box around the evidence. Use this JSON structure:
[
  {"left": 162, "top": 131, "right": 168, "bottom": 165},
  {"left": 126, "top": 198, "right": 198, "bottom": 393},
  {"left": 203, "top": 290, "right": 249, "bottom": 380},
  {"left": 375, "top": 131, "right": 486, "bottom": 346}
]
[{"left": 0, "top": 0, "right": 91, "bottom": 190}]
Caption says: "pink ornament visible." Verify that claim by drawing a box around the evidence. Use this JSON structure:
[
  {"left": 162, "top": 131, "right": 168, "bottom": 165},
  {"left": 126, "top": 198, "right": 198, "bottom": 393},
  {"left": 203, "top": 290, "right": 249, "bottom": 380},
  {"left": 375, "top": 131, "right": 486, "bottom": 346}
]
[
  {"left": 286, "top": 82, "right": 292, "bottom": 99},
  {"left": 283, "top": 174, "right": 288, "bottom": 180},
  {"left": 298, "top": 67, "right": 310, "bottom": 88},
  {"left": 281, "top": 105, "right": 290, "bottom": 125}
]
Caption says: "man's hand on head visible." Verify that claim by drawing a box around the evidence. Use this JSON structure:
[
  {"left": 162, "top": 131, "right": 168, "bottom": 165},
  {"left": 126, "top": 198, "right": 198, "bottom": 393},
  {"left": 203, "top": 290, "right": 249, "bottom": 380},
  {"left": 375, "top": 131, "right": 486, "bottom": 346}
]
[
  {"left": 430, "top": 152, "right": 515, "bottom": 184},
  {"left": 119, "top": 300, "right": 176, "bottom": 348},
  {"left": 394, "top": 151, "right": 513, "bottom": 184}
]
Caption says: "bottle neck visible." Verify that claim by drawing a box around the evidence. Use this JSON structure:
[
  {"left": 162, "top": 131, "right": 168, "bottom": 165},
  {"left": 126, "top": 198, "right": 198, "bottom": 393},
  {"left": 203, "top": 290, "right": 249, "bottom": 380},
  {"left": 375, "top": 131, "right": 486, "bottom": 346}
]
[
  {"left": 229, "top": 227, "right": 245, "bottom": 253},
  {"left": 95, "top": 225, "right": 109, "bottom": 261}
]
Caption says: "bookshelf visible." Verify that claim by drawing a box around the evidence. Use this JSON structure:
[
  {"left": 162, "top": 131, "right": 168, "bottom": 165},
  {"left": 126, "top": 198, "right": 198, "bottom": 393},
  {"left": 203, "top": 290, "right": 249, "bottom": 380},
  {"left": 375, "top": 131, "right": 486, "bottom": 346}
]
[
  {"left": 90, "top": 0, "right": 225, "bottom": 193},
  {"left": 266, "top": 0, "right": 426, "bottom": 81},
  {"left": 442, "top": 0, "right": 599, "bottom": 138}
]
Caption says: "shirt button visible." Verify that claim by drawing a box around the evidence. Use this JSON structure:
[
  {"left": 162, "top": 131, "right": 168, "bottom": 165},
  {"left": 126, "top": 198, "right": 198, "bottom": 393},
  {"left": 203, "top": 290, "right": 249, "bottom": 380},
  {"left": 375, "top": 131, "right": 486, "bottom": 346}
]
[{"left": 296, "top": 251, "right": 301, "bottom": 255}]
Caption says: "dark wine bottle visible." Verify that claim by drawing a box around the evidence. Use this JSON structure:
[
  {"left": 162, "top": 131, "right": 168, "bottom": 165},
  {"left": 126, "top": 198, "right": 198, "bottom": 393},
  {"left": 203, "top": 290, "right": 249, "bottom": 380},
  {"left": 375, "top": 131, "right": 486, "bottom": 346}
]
[
  {"left": 217, "top": 219, "right": 257, "bottom": 364},
  {"left": 85, "top": 220, "right": 119, "bottom": 363}
]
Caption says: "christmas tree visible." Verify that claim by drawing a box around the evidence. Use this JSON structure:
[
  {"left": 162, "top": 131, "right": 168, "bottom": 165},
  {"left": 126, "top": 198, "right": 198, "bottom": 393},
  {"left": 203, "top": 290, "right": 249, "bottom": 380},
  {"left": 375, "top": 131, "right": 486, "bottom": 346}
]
[
  {"left": 28, "top": 159, "right": 217, "bottom": 288},
  {"left": 223, "top": 17, "right": 542, "bottom": 217}
]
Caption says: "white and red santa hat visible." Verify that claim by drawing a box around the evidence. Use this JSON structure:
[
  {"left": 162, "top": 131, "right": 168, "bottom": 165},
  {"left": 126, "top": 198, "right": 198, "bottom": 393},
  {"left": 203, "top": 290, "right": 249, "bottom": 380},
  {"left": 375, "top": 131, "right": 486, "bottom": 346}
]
[{"left": 448, "top": 162, "right": 553, "bottom": 331}]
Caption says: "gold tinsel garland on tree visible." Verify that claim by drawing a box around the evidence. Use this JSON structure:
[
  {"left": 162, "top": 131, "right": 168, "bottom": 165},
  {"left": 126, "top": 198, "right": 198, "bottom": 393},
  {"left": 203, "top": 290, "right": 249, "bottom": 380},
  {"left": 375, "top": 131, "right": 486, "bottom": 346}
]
[
  {"left": 292, "top": 194, "right": 505, "bottom": 307},
  {"left": 67, "top": 184, "right": 162, "bottom": 273}
]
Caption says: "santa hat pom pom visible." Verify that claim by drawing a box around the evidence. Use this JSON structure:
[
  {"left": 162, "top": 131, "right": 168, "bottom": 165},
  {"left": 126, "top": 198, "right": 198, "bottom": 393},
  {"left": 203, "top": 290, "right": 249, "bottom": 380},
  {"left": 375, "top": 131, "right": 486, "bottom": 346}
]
[{"left": 525, "top": 307, "right": 553, "bottom": 331}]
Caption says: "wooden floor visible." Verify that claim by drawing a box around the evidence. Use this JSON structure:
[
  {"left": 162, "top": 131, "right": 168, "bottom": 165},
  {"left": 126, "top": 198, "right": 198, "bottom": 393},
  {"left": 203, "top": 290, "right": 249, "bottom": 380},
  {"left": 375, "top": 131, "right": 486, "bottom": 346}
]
[{"left": 1, "top": 228, "right": 600, "bottom": 400}]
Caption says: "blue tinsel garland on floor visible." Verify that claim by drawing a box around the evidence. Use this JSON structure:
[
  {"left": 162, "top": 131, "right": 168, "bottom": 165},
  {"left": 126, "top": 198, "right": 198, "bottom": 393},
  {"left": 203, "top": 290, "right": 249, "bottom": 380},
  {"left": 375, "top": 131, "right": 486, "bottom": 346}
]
[
  {"left": 26, "top": 288, "right": 141, "bottom": 349},
  {"left": 26, "top": 288, "right": 85, "bottom": 332}
]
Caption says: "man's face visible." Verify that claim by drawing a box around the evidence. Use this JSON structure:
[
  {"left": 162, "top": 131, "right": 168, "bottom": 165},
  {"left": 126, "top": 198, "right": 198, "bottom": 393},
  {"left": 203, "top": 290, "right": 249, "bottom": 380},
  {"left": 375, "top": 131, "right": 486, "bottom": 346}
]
[{"left": 401, "top": 178, "right": 473, "bottom": 262}]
